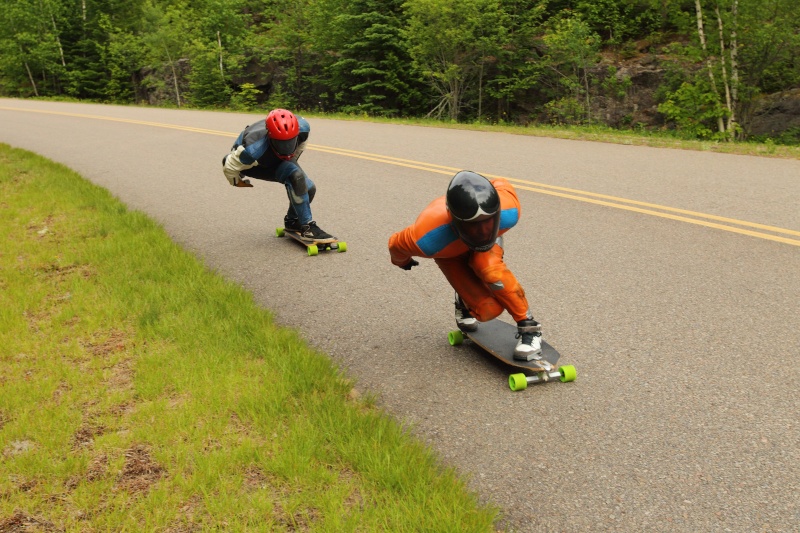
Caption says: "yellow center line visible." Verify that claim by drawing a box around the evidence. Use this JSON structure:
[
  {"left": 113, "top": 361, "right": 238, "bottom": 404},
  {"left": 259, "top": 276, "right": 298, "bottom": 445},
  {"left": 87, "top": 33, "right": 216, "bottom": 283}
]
[
  {"left": 0, "top": 106, "right": 234, "bottom": 137},
  {"left": 311, "top": 146, "right": 454, "bottom": 176},
  {"left": 3, "top": 105, "right": 798, "bottom": 246},
  {"left": 312, "top": 144, "right": 800, "bottom": 239},
  {"left": 514, "top": 185, "right": 800, "bottom": 246}
]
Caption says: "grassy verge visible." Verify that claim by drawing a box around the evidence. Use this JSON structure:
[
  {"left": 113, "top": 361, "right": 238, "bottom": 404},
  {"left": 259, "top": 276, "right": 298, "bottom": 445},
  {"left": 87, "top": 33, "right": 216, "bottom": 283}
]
[{"left": 0, "top": 144, "right": 498, "bottom": 532}]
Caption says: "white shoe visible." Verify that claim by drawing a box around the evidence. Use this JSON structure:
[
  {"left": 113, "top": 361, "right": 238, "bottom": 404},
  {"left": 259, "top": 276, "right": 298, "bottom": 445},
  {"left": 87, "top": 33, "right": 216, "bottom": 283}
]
[
  {"left": 514, "top": 319, "right": 543, "bottom": 361},
  {"left": 514, "top": 335, "right": 542, "bottom": 361}
]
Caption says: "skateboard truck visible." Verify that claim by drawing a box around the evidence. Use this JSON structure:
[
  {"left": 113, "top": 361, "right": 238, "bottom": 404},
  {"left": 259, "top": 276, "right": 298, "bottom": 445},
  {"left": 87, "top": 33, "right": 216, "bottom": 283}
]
[{"left": 507, "top": 364, "right": 577, "bottom": 391}]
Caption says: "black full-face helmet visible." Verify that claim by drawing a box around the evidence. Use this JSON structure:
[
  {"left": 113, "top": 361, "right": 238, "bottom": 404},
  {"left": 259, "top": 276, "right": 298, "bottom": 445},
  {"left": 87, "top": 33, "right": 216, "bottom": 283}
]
[{"left": 446, "top": 171, "right": 501, "bottom": 252}]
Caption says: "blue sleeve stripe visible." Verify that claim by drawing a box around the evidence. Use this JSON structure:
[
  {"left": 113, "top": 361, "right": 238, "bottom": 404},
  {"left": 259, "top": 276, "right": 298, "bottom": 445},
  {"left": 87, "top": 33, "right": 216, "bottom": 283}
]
[
  {"left": 418, "top": 224, "right": 458, "bottom": 256},
  {"left": 500, "top": 208, "right": 519, "bottom": 230}
]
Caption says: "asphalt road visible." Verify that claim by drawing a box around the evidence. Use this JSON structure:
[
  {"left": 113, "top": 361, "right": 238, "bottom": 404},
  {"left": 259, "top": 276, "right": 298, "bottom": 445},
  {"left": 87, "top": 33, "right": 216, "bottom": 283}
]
[{"left": 2, "top": 99, "right": 798, "bottom": 532}]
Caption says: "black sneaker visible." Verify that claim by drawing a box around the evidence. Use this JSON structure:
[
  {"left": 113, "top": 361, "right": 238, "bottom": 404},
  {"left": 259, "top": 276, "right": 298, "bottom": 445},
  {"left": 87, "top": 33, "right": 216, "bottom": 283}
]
[
  {"left": 300, "top": 221, "right": 335, "bottom": 242},
  {"left": 284, "top": 216, "right": 302, "bottom": 231},
  {"left": 455, "top": 293, "right": 478, "bottom": 331}
]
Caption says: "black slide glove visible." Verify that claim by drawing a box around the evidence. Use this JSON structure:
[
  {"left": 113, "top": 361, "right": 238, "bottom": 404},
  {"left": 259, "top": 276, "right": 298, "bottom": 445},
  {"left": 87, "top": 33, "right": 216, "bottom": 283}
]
[{"left": 400, "top": 259, "right": 419, "bottom": 271}]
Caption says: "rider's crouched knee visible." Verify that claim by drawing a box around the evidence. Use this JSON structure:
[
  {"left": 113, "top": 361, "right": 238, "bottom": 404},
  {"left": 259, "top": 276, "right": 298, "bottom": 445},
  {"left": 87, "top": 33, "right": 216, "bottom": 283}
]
[
  {"left": 470, "top": 299, "right": 504, "bottom": 322},
  {"left": 288, "top": 168, "right": 308, "bottom": 196}
]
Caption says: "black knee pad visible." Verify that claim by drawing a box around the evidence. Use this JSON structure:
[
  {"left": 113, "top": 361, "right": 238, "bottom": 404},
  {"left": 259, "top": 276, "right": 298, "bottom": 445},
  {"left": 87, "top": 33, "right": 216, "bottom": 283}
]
[
  {"left": 288, "top": 168, "right": 308, "bottom": 196},
  {"left": 307, "top": 183, "right": 316, "bottom": 203}
]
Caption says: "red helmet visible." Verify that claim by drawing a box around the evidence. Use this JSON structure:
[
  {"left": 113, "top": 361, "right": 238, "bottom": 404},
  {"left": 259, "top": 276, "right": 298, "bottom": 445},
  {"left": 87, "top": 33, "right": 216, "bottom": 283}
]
[{"left": 266, "top": 109, "right": 300, "bottom": 160}]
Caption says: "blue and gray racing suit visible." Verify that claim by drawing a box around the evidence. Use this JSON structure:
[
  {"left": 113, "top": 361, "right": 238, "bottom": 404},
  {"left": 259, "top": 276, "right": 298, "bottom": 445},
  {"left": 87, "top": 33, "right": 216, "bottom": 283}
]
[{"left": 222, "top": 116, "right": 315, "bottom": 223}]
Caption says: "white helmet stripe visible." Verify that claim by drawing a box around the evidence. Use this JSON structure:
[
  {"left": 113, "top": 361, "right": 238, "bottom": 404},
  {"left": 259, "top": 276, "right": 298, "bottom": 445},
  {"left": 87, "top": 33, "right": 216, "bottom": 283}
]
[{"left": 463, "top": 206, "right": 493, "bottom": 221}]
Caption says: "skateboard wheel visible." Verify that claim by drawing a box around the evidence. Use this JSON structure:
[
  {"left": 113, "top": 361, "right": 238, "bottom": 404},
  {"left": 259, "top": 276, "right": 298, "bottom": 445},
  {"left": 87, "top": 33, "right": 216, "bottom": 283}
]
[
  {"left": 307, "top": 244, "right": 319, "bottom": 256},
  {"left": 448, "top": 330, "right": 464, "bottom": 346},
  {"left": 276, "top": 227, "right": 285, "bottom": 237},
  {"left": 508, "top": 373, "right": 528, "bottom": 391},
  {"left": 559, "top": 365, "right": 577, "bottom": 383},
  {"left": 337, "top": 241, "right": 347, "bottom": 253}
]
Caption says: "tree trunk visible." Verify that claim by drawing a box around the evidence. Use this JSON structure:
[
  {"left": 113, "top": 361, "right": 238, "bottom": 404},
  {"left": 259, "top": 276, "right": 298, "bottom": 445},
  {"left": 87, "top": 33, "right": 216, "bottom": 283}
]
[
  {"left": 729, "top": 0, "right": 740, "bottom": 139},
  {"left": 164, "top": 45, "right": 181, "bottom": 107},
  {"left": 477, "top": 58, "right": 483, "bottom": 123},
  {"left": 217, "top": 31, "right": 224, "bottom": 78},
  {"left": 22, "top": 55, "right": 39, "bottom": 97},
  {"left": 694, "top": 0, "right": 725, "bottom": 135},
  {"left": 51, "top": 13, "right": 66, "bottom": 67},
  {"left": 714, "top": 4, "right": 734, "bottom": 141},
  {"left": 450, "top": 78, "right": 460, "bottom": 121}
]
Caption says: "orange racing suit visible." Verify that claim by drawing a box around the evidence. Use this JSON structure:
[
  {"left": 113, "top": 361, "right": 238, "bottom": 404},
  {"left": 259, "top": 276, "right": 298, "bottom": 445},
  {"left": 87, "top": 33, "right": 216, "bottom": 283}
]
[{"left": 388, "top": 179, "right": 530, "bottom": 323}]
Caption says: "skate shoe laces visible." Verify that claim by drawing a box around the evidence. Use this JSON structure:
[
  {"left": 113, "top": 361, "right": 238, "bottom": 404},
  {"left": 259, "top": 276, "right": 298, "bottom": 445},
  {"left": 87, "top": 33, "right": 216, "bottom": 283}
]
[{"left": 514, "top": 319, "right": 543, "bottom": 360}]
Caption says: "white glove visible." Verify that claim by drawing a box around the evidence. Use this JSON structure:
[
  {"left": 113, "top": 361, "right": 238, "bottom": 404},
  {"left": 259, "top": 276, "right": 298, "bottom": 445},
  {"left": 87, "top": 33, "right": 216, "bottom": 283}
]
[{"left": 223, "top": 145, "right": 256, "bottom": 186}]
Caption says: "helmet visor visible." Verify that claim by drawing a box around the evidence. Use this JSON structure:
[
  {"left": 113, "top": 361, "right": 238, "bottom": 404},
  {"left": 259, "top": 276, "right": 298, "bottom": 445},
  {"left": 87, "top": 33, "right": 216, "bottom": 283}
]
[
  {"left": 453, "top": 213, "right": 500, "bottom": 252},
  {"left": 270, "top": 136, "right": 298, "bottom": 157}
]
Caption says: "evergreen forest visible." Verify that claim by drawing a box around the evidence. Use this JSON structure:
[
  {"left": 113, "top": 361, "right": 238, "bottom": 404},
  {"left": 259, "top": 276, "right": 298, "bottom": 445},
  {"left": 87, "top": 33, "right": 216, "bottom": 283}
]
[{"left": 2, "top": 0, "right": 799, "bottom": 143}]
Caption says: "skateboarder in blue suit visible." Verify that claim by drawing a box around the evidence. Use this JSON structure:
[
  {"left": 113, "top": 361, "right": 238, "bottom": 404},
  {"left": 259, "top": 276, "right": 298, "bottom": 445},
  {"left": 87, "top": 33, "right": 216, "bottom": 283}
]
[{"left": 222, "top": 109, "right": 334, "bottom": 242}]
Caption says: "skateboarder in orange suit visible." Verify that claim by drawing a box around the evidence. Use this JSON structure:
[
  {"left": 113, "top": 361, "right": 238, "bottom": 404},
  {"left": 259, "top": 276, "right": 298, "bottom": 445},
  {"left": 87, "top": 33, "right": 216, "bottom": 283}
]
[{"left": 388, "top": 170, "right": 542, "bottom": 360}]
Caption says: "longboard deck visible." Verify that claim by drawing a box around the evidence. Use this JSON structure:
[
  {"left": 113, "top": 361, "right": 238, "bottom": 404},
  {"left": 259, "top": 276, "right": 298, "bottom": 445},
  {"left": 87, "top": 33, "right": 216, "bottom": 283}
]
[{"left": 460, "top": 319, "right": 561, "bottom": 372}]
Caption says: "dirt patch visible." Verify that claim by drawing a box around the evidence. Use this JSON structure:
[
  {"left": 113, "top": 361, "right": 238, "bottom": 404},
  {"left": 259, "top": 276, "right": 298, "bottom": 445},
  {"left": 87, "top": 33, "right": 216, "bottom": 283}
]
[
  {"left": 115, "top": 444, "right": 165, "bottom": 495},
  {"left": 3, "top": 441, "right": 35, "bottom": 457},
  {"left": 84, "top": 329, "right": 130, "bottom": 357},
  {"left": 227, "top": 411, "right": 271, "bottom": 448},
  {"left": 50, "top": 381, "right": 71, "bottom": 404},
  {"left": 338, "top": 466, "right": 364, "bottom": 513},
  {"left": 164, "top": 496, "right": 203, "bottom": 533},
  {"left": 0, "top": 511, "right": 63, "bottom": 532},
  {"left": 71, "top": 423, "right": 106, "bottom": 450},
  {"left": 26, "top": 215, "right": 58, "bottom": 240},
  {"left": 65, "top": 453, "right": 108, "bottom": 490},
  {"left": 273, "top": 503, "right": 320, "bottom": 532},
  {"left": 104, "top": 358, "right": 134, "bottom": 393},
  {"left": 34, "top": 261, "right": 91, "bottom": 281},
  {"left": 7, "top": 475, "right": 38, "bottom": 494},
  {"left": 108, "top": 400, "right": 136, "bottom": 417},
  {"left": 240, "top": 467, "right": 321, "bottom": 529},
  {"left": 244, "top": 465, "right": 269, "bottom": 491},
  {"left": 85, "top": 453, "right": 109, "bottom": 482}
]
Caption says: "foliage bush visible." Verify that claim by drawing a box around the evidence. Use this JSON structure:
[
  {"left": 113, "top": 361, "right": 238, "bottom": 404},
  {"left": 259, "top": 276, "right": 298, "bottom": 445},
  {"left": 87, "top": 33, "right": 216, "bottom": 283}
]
[
  {"left": 230, "top": 83, "right": 261, "bottom": 111},
  {"left": 1, "top": 0, "right": 798, "bottom": 142}
]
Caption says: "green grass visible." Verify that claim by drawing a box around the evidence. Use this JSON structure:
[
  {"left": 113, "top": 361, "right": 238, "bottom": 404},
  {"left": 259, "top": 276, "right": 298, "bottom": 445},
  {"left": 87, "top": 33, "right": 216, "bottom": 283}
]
[{"left": 0, "top": 144, "right": 498, "bottom": 532}]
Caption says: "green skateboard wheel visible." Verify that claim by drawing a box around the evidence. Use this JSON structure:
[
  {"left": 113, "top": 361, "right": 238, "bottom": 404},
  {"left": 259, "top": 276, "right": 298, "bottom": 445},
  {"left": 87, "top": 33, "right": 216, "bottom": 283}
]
[
  {"left": 307, "top": 244, "right": 319, "bottom": 256},
  {"left": 508, "top": 373, "right": 528, "bottom": 391},
  {"left": 276, "top": 227, "right": 285, "bottom": 237},
  {"left": 448, "top": 330, "right": 464, "bottom": 346},
  {"left": 337, "top": 241, "right": 347, "bottom": 252},
  {"left": 559, "top": 365, "right": 577, "bottom": 382}
]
